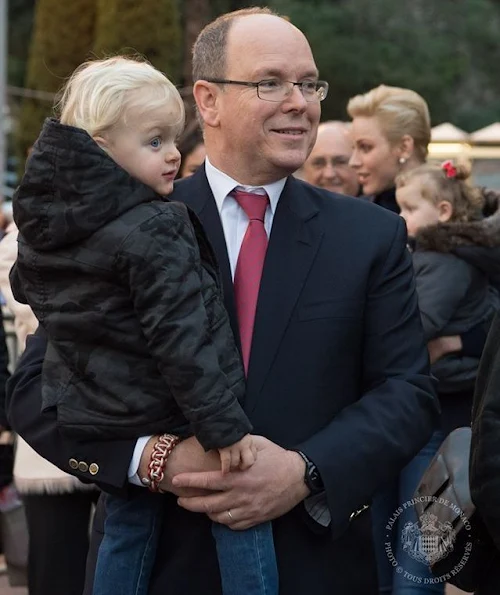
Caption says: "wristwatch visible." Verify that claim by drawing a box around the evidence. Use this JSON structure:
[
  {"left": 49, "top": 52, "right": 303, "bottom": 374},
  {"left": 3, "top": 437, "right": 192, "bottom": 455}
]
[{"left": 296, "top": 451, "right": 324, "bottom": 495}]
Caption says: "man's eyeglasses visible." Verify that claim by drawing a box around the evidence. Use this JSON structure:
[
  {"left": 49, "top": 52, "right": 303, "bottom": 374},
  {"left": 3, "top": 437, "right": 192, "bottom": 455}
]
[{"left": 204, "top": 78, "right": 329, "bottom": 103}]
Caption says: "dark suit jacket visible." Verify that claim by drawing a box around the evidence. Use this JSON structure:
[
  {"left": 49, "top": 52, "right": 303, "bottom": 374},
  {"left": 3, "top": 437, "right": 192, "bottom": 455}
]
[{"left": 6, "top": 169, "right": 439, "bottom": 594}]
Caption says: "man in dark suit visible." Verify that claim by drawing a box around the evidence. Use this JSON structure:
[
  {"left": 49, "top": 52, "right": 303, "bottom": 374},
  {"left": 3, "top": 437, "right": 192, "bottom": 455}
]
[{"left": 6, "top": 7, "right": 439, "bottom": 594}]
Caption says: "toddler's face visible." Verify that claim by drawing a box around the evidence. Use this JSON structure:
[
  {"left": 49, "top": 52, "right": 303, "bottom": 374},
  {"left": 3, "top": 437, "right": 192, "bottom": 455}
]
[
  {"left": 396, "top": 181, "right": 442, "bottom": 237},
  {"left": 98, "top": 104, "right": 182, "bottom": 196}
]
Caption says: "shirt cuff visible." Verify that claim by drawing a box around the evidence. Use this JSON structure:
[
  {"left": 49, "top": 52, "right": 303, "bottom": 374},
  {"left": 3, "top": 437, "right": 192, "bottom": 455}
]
[
  {"left": 128, "top": 436, "right": 152, "bottom": 486},
  {"left": 303, "top": 491, "right": 331, "bottom": 527}
]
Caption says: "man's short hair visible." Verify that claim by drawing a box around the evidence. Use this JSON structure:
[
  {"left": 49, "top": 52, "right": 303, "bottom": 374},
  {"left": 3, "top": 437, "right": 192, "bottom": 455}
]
[{"left": 192, "top": 7, "right": 282, "bottom": 82}]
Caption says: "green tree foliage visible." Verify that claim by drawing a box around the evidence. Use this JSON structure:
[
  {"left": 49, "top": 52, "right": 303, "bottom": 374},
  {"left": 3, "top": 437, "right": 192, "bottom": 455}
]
[
  {"left": 270, "top": 0, "right": 500, "bottom": 131},
  {"left": 181, "top": 0, "right": 211, "bottom": 86},
  {"left": 17, "top": 0, "right": 96, "bottom": 161},
  {"left": 7, "top": 0, "right": 36, "bottom": 87},
  {"left": 93, "top": 0, "right": 182, "bottom": 83},
  {"left": 11, "top": 0, "right": 500, "bottom": 145}
]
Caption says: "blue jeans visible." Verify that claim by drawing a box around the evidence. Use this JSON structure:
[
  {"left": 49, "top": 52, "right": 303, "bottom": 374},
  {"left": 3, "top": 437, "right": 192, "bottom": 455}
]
[
  {"left": 371, "top": 431, "right": 446, "bottom": 595},
  {"left": 212, "top": 521, "right": 278, "bottom": 595},
  {"left": 93, "top": 490, "right": 163, "bottom": 595},
  {"left": 93, "top": 491, "right": 278, "bottom": 595}
]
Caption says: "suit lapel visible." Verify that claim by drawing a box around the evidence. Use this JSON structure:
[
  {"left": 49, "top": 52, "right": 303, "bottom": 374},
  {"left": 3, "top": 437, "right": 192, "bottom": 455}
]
[
  {"left": 246, "top": 178, "right": 323, "bottom": 410},
  {"left": 176, "top": 172, "right": 323, "bottom": 412},
  {"left": 174, "top": 169, "right": 240, "bottom": 344}
]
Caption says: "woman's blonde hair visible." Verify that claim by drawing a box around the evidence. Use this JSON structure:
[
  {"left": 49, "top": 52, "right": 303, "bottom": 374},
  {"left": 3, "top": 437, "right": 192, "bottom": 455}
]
[
  {"left": 57, "top": 56, "right": 185, "bottom": 137},
  {"left": 396, "top": 160, "right": 484, "bottom": 222},
  {"left": 347, "top": 85, "right": 431, "bottom": 162}
]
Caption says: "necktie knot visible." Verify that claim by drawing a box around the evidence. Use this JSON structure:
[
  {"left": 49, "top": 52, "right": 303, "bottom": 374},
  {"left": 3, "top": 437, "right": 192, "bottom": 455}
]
[{"left": 232, "top": 190, "right": 269, "bottom": 223}]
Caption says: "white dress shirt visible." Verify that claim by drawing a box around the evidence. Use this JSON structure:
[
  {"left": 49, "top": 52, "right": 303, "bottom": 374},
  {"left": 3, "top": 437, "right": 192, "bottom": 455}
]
[{"left": 128, "top": 159, "right": 286, "bottom": 484}]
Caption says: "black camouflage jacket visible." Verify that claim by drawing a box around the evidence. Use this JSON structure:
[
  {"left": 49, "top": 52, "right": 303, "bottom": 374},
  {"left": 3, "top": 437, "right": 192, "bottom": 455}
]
[{"left": 10, "top": 118, "right": 251, "bottom": 448}]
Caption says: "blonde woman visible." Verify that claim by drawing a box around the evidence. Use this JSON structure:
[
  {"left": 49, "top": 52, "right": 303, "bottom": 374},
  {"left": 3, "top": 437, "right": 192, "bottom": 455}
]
[{"left": 348, "top": 84, "right": 431, "bottom": 213}]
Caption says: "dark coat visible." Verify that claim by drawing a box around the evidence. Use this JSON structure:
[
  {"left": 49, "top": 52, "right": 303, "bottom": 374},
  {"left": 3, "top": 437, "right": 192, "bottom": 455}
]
[
  {"left": 469, "top": 313, "right": 500, "bottom": 594},
  {"left": 371, "top": 187, "right": 400, "bottom": 213},
  {"left": 6, "top": 168, "right": 439, "bottom": 594},
  {"left": 411, "top": 205, "right": 500, "bottom": 394},
  {"left": 10, "top": 118, "right": 250, "bottom": 449}
]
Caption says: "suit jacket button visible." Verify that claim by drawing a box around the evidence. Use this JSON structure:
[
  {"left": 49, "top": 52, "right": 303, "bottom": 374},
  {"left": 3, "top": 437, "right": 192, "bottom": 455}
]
[
  {"left": 78, "top": 461, "right": 89, "bottom": 473},
  {"left": 69, "top": 458, "right": 79, "bottom": 470},
  {"left": 89, "top": 463, "right": 99, "bottom": 476}
]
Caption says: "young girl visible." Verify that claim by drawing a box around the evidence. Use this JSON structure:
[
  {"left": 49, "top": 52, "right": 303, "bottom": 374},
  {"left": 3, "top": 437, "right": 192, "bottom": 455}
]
[
  {"left": 395, "top": 159, "right": 499, "bottom": 392},
  {"left": 11, "top": 56, "right": 277, "bottom": 595}
]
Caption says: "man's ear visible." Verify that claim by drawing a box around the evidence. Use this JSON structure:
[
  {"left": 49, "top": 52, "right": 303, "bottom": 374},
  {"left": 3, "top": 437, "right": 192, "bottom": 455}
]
[
  {"left": 93, "top": 135, "right": 110, "bottom": 153},
  {"left": 193, "top": 80, "right": 220, "bottom": 128},
  {"left": 438, "top": 200, "right": 453, "bottom": 223}
]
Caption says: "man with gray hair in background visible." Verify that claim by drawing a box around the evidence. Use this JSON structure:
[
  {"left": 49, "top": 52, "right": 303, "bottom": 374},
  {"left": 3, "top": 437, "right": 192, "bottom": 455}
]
[{"left": 300, "top": 120, "right": 361, "bottom": 196}]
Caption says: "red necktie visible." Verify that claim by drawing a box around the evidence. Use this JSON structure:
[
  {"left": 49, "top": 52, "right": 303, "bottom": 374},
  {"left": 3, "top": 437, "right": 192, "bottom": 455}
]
[{"left": 232, "top": 190, "right": 269, "bottom": 374}]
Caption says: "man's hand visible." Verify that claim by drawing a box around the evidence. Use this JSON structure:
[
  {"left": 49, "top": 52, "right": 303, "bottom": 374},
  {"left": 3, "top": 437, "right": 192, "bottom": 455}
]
[
  {"left": 172, "top": 436, "right": 309, "bottom": 530},
  {"left": 427, "top": 335, "right": 462, "bottom": 364}
]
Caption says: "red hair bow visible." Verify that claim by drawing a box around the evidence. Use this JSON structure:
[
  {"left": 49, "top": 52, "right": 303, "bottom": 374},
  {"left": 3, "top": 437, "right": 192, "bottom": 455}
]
[{"left": 442, "top": 160, "right": 457, "bottom": 178}]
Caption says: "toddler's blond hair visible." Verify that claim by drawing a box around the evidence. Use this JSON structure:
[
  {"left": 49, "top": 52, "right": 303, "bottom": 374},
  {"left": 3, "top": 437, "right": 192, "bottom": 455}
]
[{"left": 57, "top": 56, "right": 185, "bottom": 137}]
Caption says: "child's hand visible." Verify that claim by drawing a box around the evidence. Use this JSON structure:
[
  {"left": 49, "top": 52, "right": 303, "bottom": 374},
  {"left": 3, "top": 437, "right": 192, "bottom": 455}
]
[{"left": 218, "top": 434, "right": 257, "bottom": 474}]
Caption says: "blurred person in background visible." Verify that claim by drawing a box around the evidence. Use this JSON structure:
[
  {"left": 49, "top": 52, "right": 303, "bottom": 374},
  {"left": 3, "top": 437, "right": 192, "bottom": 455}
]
[
  {"left": 300, "top": 120, "right": 360, "bottom": 196},
  {"left": 396, "top": 159, "right": 500, "bottom": 435},
  {"left": 176, "top": 120, "right": 206, "bottom": 179},
  {"left": 0, "top": 190, "right": 98, "bottom": 595},
  {"left": 348, "top": 84, "right": 429, "bottom": 214},
  {"left": 347, "top": 84, "right": 494, "bottom": 594},
  {"left": 0, "top": 297, "right": 12, "bottom": 578}
]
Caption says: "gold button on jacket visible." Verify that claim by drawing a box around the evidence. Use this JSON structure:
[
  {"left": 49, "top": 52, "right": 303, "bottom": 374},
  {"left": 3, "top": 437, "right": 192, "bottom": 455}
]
[
  {"left": 89, "top": 463, "right": 99, "bottom": 475},
  {"left": 78, "top": 461, "right": 89, "bottom": 473},
  {"left": 69, "top": 458, "right": 78, "bottom": 470}
]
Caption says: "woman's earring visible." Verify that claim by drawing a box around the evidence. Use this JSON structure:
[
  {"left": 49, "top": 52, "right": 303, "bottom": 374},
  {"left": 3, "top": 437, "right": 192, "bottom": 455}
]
[{"left": 399, "top": 157, "right": 407, "bottom": 165}]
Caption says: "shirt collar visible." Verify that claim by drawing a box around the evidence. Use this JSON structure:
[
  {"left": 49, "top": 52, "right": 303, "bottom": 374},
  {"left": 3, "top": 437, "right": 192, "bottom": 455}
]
[{"left": 205, "top": 157, "right": 286, "bottom": 215}]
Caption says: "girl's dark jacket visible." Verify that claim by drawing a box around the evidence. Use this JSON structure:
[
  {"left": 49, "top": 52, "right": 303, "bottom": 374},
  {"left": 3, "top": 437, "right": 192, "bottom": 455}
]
[
  {"left": 10, "top": 118, "right": 251, "bottom": 448},
  {"left": 411, "top": 197, "right": 500, "bottom": 394}
]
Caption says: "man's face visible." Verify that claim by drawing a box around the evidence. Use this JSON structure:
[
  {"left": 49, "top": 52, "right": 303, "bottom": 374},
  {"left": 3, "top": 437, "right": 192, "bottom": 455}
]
[
  {"left": 301, "top": 125, "right": 360, "bottom": 196},
  {"left": 203, "top": 15, "right": 321, "bottom": 185}
]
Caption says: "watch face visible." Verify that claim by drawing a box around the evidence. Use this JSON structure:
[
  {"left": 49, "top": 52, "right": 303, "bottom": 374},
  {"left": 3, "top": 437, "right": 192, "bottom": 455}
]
[
  {"left": 308, "top": 462, "right": 324, "bottom": 493},
  {"left": 297, "top": 451, "right": 323, "bottom": 493}
]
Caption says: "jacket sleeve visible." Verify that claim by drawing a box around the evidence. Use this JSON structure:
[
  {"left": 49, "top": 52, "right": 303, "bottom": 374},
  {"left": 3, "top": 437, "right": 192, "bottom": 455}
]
[
  {"left": 6, "top": 327, "right": 135, "bottom": 495},
  {"left": 470, "top": 313, "right": 500, "bottom": 551},
  {"left": 115, "top": 205, "right": 251, "bottom": 451},
  {"left": 413, "top": 252, "right": 473, "bottom": 341},
  {"left": 296, "top": 217, "right": 440, "bottom": 539}
]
